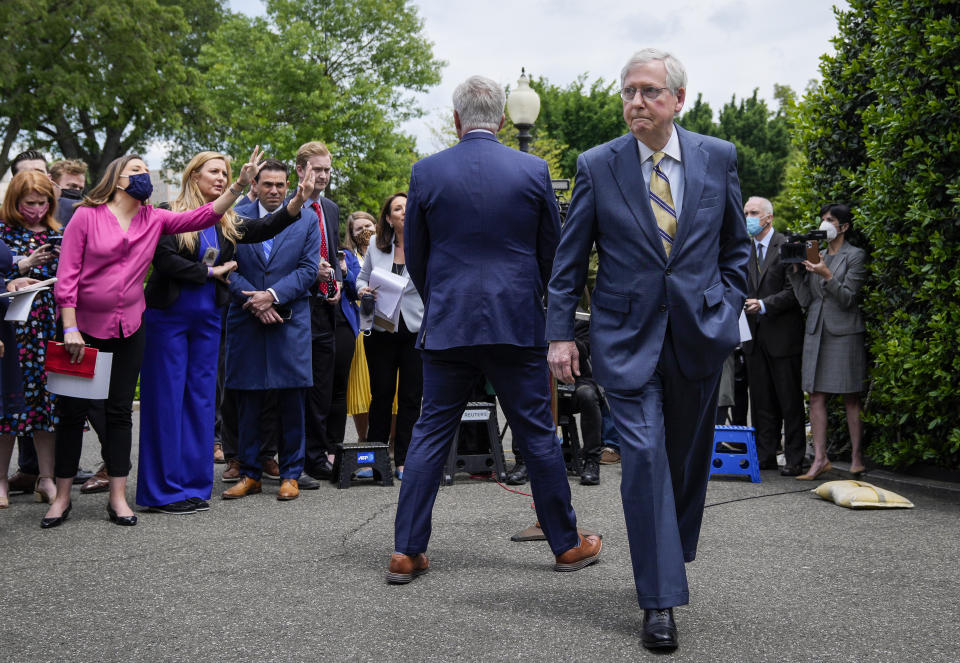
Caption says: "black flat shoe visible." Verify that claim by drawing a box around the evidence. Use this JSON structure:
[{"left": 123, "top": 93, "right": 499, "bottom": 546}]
[
  {"left": 107, "top": 504, "right": 138, "bottom": 526},
  {"left": 40, "top": 501, "right": 72, "bottom": 529},
  {"left": 642, "top": 608, "right": 678, "bottom": 651},
  {"left": 506, "top": 462, "right": 528, "bottom": 486}
]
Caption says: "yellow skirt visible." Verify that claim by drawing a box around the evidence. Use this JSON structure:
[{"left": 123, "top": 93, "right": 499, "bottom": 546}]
[{"left": 346, "top": 334, "right": 398, "bottom": 415}]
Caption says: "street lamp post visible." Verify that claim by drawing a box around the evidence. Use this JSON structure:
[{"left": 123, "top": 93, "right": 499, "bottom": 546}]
[{"left": 506, "top": 67, "right": 541, "bottom": 153}]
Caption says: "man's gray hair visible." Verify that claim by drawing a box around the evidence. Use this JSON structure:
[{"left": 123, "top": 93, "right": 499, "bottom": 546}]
[
  {"left": 452, "top": 75, "right": 506, "bottom": 132},
  {"left": 747, "top": 196, "right": 774, "bottom": 215},
  {"left": 620, "top": 48, "right": 687, "bottom": 95}
]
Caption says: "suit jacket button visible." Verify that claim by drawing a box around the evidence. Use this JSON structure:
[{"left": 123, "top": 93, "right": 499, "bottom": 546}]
[
  {"left": 665, "top": 268, "right": 672, "bottom": 276},
  {"left": 659, "top": 304, "right": 667, "bottom": 312}
]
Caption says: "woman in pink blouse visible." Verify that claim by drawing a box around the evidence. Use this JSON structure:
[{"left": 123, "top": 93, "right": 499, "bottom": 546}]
[{"left": 41, "top": 148, "right": 264, "bottom": 529}]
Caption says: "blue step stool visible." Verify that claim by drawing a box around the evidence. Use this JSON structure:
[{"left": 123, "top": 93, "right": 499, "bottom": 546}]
[{"left": 709, "top": 425, "right": 761, "bottom": 483}]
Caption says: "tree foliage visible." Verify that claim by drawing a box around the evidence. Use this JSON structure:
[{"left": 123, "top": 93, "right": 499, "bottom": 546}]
[
  {"left": 0, "top": 0, "right": 221, "bottom": 178},
  {"left": 171, "top": 0, "right": 444, "bottom": 216},
  {"left": 785, "top": 0, "right": 960, "bottom": 470},
  {"left": 677, "top": 91, "right": 792, "bottom": 201}
]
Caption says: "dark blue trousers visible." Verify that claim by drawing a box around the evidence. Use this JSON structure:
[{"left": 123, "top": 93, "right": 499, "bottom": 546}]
[
  {"left": 605, "top": 332, "right": 722, "bottom": 609},
  {"left": 137, "top": 282, "right": 220, "bottom": 507},
  {"left": 394, "top": 345, "right": 579, "bottom": 557},
  {"left": 236, "top": 388, "right": 305, "bottom": 480}
]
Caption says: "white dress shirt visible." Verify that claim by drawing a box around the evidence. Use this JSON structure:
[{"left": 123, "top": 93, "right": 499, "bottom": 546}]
[{"left": 754, "top": 230, "right": 773, "bottom": 314}]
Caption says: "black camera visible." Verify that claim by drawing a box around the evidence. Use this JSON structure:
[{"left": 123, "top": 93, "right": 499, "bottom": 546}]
[
  {"left": 360, "top": 292, "right": 375, "bottom": 316},
  {"left": 779, "top": 230, "right": 827, "bottom": 264},
  {"left": 556, "top": 381, "right": 576, "bottom": 418},
  {"left": 552, "top": 179, "right": 570, "bottom": 222}
]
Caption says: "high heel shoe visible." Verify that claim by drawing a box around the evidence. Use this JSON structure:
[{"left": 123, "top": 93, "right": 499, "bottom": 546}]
[
  {"left": 40, "top": 501, "right": 72, "bottom": 528},
  {"left": 107, "top": 504, "right": 138, "bottom": 526},
  {"left": 0, "top": 495, "right": 8, "bottom": 509},
  {"left": 34, "top": 476, "right": 56, "bottom": 504},
  {"left": 796, "top": 461, "right": 832, "bottom": 481}
]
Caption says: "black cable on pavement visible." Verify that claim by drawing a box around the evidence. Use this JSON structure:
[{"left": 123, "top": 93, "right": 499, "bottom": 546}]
[{"left": 704, "top": 487, "right": 814, "bottom": 508}]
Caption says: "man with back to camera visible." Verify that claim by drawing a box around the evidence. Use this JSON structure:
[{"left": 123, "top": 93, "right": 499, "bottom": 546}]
[
  {"left": 741, "top": 196, "right": 806, "bottom": 476},
  {"left": 547, "top": 49, "right": 749, "bottom": 651},
  {"left": 386, "top": 74, "right": 602, "bottom": 584}
]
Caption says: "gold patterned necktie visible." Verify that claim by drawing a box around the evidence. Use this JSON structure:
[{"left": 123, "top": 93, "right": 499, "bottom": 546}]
[{"left": 649, "top": 151, "right": 677, "bottom": 257}]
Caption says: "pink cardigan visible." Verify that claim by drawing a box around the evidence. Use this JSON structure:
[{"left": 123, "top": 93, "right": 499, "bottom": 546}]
[{"left": 55, "top": 202, "right": 221, "bottom": 338}]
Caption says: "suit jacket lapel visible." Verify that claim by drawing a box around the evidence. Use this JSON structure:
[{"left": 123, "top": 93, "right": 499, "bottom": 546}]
[
  {"left": 264, "top": 225, "right": 291, "bottom": 267},
  {"left": 671, "top": 125, "right": 707, "bottom": 260},
  {"left": 757, "top": 233, "right": 780, "bottom": 287},
  {"left": 608, "top": 134, "right": 665, "bottom": 260}
]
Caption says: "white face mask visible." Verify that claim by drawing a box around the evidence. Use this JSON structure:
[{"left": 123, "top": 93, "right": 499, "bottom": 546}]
[{"left": 819, "top": 220, "right": 838, "bottom": 241}]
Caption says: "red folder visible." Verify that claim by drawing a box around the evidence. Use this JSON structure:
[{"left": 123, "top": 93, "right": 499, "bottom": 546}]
[{"left": 45, "top": 341, "right": 98, "bottom": 379}]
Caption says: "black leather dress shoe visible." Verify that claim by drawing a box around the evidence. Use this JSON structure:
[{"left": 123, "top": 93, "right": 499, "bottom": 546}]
[
  {"left": 107, "top": 505, "right": 138, "bottom": 526},
  {"left": 780, "top": 464, "right": 804, "bottom": 477},
  {"left": 298, "top": 473, "right": 322, "bottom": 490},
  {"left": 506, "top": 461, "right": 528, "bottom": 486},
  {"left": 642, "top": 608, "right": 678, "bottom": 651},
  {"left": 40, "top": 501, "right": 72, "bottom": 529},
  {"left": 580, "top": 460, "right": 600, "bottom": 486},
  {"left": 309, "top": 461, "right": 335, "bottom": 480},
  {"left": 758, "top": 460, "right": 779, "bottom": 471}
]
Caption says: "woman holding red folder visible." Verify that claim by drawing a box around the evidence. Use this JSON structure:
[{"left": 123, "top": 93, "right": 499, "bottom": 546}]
[{"left": 42, "top": 148, "right": 264, "bottom": 529}]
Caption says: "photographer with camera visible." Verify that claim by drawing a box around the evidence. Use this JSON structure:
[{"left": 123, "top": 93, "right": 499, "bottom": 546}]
[
  {"left": 741, "top": 197, "right": 807, "bottom": 476},
  {"left": 787, "top": 203, "right": 867, "bottom": 480}
]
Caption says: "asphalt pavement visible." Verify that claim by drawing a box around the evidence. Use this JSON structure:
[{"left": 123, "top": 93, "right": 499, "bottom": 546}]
[{"left": 1, "top": 413, "right": 958, "bottom": 663}]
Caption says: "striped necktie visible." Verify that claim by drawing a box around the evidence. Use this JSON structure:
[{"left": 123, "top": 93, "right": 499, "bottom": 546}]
[
  {"left": 261, "top": 237, "right": 273, "bottom": 261},
  {"left": 649, "top": 151, "right": 677, "bottom": 257}
]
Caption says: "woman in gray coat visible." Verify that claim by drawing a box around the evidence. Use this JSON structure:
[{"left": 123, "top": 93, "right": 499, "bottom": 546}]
[{"left": 788, "top": 203, "right": 867, "bottom": 479}]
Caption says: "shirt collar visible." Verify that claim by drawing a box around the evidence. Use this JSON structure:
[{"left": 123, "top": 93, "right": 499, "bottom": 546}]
[
  {"left": 756, "top": 229, "right": 773, "bottom": 250},
  {"left": 258, "top": 201, "right": 273, "bottom": 218},
  {"left": 637, "top": 126, "right": 682, "bottom": 165},
  {"left": 466, "top": 129, "right": 495, "bottom": 136}
]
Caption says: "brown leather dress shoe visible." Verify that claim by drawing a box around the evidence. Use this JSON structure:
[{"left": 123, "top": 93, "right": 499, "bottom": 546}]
[
  {"left": 8, "top": 470, "right": 38, "bottom": 494},
  {"left": 213, "top": 443, "right": 225, "bottom": 464},
  {"left": 385, "top": 553, "right": 430, "bottom": 584},
  {"left": 554, "top": 533, "right": 603, "bottom": 571},
  {"left": 80, "top": 466, "right": 110, "bottom": 494},
  {"left": 221, "top": 476, "right": 262, "bottom": 499},
  {"left": 262, "top": 458, "right": 281, "bottom": 480},
  {"left": 221, "top": 458, "right": 242, "bottom": 482},
  {"left": 277, "top": 478, "right": 299, "bottom": 501}
]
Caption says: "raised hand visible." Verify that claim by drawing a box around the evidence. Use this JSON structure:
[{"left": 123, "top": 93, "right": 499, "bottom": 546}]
[{"left": 236, "top": 145, "right": 266, "bottom": 188}]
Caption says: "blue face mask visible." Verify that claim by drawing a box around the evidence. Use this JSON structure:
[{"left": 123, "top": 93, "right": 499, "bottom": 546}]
[
  {"left": 745, "top": 216, "right": 764, "bottom": 236},
  {"left": 121, "top": 172, "right": 153, "bottom": 202}
]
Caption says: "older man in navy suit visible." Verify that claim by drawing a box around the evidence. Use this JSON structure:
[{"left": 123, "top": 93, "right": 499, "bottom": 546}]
[
  {"left": 547, "top": 49, "right": 750, "bottom": 650},
  {"left": 386, "top": 75, "right": 601, "bottom": 585}
]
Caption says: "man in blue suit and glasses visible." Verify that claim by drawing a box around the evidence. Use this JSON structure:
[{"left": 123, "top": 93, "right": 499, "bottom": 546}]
[
  {"left": 386, "top": 75, "right": 602, "bottom": 585},
  {"left": 547, "top": 49, "right": 750, "bottom": 651}
]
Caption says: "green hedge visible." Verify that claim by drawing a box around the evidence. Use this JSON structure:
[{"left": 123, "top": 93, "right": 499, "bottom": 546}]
[{"left": 783, "top": 0, "right": 960, "bottom": 470}]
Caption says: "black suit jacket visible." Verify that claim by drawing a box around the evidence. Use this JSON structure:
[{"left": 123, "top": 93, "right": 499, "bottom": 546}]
[
  {"left": 144, "top": 204, "right": 301, "bottom": 310},
  {"left": 742, "top": 231, "right": 804, "bottom": 358}
]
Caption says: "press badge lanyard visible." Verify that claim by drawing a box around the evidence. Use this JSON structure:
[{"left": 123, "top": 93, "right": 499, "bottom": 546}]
[{"left": 199, "top": 225, "right": 220, "bottom": 266}]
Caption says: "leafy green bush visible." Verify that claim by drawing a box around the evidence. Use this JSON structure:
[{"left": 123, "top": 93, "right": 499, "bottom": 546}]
[{"left": 784, "top": 0, "right": 960, "bottom": 470}]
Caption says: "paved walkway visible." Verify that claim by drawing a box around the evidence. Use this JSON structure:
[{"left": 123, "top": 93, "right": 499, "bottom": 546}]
[{"left": 2, "top": 415, "right": 958, "bottom": 662}]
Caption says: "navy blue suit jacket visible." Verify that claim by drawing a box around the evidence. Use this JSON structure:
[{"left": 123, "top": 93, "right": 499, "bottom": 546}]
[
  {"left": 405, "top": 131, "right": 561, "bottom": 350},
  {"left": 547, "top": 125, "right": 750, "bottom": 391},
  {"left": 224, "top": 217, "right": 320, "bottom": 390}
]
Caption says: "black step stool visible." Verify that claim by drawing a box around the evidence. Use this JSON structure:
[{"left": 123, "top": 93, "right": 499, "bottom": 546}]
[
  {"left": 332, "top": 442, "right": 394, "bottom": 489},
  {"left": 442, "top": 402, "right": 508, "bottom": 485}
]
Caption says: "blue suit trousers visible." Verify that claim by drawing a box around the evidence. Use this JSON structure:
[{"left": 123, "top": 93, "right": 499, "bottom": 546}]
[
  {"left": 394, "top": 345, "right": 580, "bottom": 557},
  {"left": 605, "top": 331, "right": 722, "bottom": 609},
  {"left": 236, "top": 388, "right": 305, "bottom": 480}
]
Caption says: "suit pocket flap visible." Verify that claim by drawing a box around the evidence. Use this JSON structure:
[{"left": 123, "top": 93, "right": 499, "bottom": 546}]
[
  {"left": 594, "top": 288, "right": 631, "bottom": 314},
  {"left": 703, "top": 282, "right": 724, "bottom": 307}
]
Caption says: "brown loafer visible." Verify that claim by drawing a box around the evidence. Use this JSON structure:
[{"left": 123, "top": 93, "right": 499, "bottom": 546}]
[
  {"left": 221, "top": 476, "right": 262, "bottom": 499},
  {"left": 213, "top": 443, "right": 225, "bottom": 464},
  {"left": 277, "top": 478, "right": 299, "bottom": 501},
  {"left": 554, "top": 533, "right": 602, "bottom": 571},
  {"left": 385, "top": 553, "right": 430, "bottom": 584},
  {"left": 80, "top": 466, "right": 110, "bottom": 494}
]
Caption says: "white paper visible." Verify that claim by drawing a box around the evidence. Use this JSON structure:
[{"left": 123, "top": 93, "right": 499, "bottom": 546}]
[
  {"left": 46, "top": 351, "right": 113, "bottom": 400},
  {"left": 738, "top": 310, "right": 752, "bottom": 343},
  {"left": 4, "top": 287, "right": 49, "bottom": 322},
  {"left": 368, "top": 267, "right": 406, "bottom": 333},
  {"left": 0, "top": 277, "right": 57, "bottom": 298}
]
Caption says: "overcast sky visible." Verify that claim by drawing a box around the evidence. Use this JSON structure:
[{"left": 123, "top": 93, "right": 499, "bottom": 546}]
[{"left": 157, "top": 0, "right": 845, "bottom": 162}]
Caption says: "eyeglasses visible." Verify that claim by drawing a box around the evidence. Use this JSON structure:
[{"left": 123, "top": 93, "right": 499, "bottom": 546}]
[{"left": 620, "top": 86, "right": 670, "bottom": 102}]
